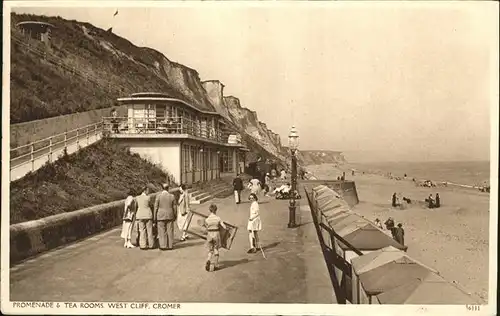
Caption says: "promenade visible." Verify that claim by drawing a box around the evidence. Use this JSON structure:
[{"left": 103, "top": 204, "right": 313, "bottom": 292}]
[{"left": 10, "top": 189, "right": 335, "bottom": 303}]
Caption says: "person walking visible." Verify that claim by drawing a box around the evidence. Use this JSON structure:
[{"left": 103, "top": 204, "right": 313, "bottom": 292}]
[
  {"left": 233, "top": 174, "right": 244, "bottom": 204},
  {"left": 154, "top": 183, "right": 177, "bottom": 250},
  {"left": 136, "top": 186, "right": 155, "bottom": 250},
  {"left": 121, "top": 189, "right": 137, "bottom": 248},
  {"left": 204, "top": 204, "right": 228, "bottom": 272},
  {"left": 247, "top": 193, "right": 263, "bottom": 253},
  {"left": 177, "top": 184, "right": 190, "bottom": 241}
]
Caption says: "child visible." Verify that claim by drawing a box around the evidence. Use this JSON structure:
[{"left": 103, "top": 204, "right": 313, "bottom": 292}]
[
  {"left": 247, "top": 193, "right": 262, "bottom": 253},
  {"left": 204, "top": 204, "right": 227, "bottom": 272}
]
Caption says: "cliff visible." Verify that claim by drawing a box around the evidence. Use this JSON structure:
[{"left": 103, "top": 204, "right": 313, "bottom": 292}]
[
  {"left": 298, "top": 150, "right": 347, "bottom": 166},
  {"left": 10, "top": 13, "right": 345, "bottom": 169}
]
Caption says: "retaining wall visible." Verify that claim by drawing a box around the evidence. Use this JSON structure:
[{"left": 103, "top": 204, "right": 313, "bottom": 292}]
[
  {"left": 10, "top": 105, "right": 127, "bottom": 149},
  {"left": 10, "top": 189, "right": 179, "bottom": 265}
]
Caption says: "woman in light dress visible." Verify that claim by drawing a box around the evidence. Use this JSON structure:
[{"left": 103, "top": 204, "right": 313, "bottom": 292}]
[
  {"left": 121, "top": 189, "right": 137, "bottom": 248},
  {"left": 177, "top": 184, "right": 191, "bottom": 241},
  {"left": 247, "top": 193, "right": 262, "bottom": 253}
]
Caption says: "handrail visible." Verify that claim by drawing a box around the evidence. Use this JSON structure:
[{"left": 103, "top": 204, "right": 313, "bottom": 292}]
[
  {"left": 11, "top": 121, "right": 103, "bottom": 152},
  {"left": 10, "top": 120, "right": 105, "bottom": 177}
]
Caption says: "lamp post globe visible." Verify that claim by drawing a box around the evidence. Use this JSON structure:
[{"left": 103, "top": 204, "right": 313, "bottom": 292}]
[{"left": 288, "top": 126, "right": 299, "bottom": 228}]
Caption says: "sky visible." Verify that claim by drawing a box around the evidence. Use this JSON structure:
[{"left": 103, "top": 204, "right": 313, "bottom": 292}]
[{"left": 10, "top": 2, "right": 497, "bottom": 162}]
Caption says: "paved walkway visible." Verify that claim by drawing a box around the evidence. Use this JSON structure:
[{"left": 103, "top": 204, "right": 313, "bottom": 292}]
[{"left": 10, "top": 189, "right": 335, "bottom": 303}]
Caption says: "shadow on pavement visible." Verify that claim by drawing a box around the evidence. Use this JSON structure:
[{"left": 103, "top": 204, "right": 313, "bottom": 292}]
[
  {"left": 219, "top": 258, "right": 251, "bottom": 270},
  {"left": 262, "top": 241, "right": 280, "bottom": 251},
  {"left": 173, "top": 240, "right": 205, "bottom": 249}
]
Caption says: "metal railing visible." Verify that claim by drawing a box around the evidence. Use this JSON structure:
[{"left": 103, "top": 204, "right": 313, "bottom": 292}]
[
  {"left": 102, "top": 116, "right": 245, "bottom": 146},
  {"left": 10, "top": 121, "right": 105, "bottom": 179}
]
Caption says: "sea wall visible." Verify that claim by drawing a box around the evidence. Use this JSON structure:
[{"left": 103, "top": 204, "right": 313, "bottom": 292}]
[{"left": 10, "top": 105, "right": 127, "bottom": 149}]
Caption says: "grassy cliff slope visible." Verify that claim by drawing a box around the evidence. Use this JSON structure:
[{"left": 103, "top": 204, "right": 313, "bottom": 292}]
[{"left": 10, "top": 138, "right": 170, "bottom": 224}]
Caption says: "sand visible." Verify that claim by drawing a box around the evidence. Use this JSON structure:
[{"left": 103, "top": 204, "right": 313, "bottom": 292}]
[{"left": 305, "top": 164, "right": 490, "bottom": 303}]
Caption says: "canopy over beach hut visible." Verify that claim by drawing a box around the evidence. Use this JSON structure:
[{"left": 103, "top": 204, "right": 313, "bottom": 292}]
[{"left": 351, "top": 246, "right": 446, "bottom": 304}]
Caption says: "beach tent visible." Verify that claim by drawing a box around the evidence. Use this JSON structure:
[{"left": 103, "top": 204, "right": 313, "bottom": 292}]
[{"left": 351, "top": 246, "right": 440, "bottom": 304}]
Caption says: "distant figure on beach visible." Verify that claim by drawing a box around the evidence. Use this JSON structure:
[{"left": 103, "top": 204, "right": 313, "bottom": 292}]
[
  {"left": 404, "top": 173, "right": 407, "bottom": 178},
  {"left": 341, "top": 172, "right": 346, "bottom": 181},
  {"left": 337, "top": 176, "right": 341, "bottom": 180},
  {"left": 392, "top": 192, "right": 398, "bottom": 207},
  {"left": 426, "top": 194, "right": 435, "bottom": 209},
  {"left": 352, "top": 170, "right": 355, "bottom": 176},
  {"left": 402, "top": 197, "right": 412, "bottom": 204},
  {"left": 435, "top": 193, "right": 441, "bottom": 208},
  {"left": 394, "top": 223, "right": 405, "bottom": 246},
  {"left": 374, "top": 218, "right": 383, "bottom": 229}
]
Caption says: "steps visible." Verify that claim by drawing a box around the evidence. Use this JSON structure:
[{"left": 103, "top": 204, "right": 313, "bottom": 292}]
[{"left": 189, "top": 180, "right": 234, "bottom": 205}]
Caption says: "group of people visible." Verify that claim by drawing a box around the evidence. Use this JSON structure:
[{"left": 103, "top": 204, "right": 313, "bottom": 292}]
[
  {"left": 375, "top": 217, "right": 405, "bottom": 247},
  {"left": 121, "top": 183, "right": 191, "bottom": 250},
  {"left": 391, "top": 192, "right": 412, "bottom": 207},
  {"left": 425, "top": 193, "right": 441, "bottom": 209},
  {"left": 122, "top": 178, "right": 265, "bottom": 272}
]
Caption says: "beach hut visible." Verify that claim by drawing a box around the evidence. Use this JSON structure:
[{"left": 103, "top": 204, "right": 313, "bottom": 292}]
[
  {"left": 376, "top": 273, "right": 479, "bottom": 304},
  {"left": 328, "top": 218, "right": 407, "bottom": 303},
  {"left": 350, "top": 246, "right": 452, "bottom": 304}
]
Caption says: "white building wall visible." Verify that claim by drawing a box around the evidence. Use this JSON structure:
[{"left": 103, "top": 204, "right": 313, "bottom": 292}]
[{"left": 119, "top": 139, "right": 181, "bottom": 184}]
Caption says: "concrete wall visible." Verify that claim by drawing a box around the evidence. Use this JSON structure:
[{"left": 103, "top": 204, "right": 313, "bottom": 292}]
[
  {"left": 9, "top": 190, "right": 182, "bottom": 264},
  {"left": 118, "top": 139, "right": 181, "bottom": 184},
  {"left": 10, "top": 105, "right": 127, "bottom": 149}
]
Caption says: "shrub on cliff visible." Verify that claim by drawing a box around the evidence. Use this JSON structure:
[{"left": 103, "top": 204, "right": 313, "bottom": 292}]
[{"left": 9, "top": 139, "right": 171, "bottom": 224}]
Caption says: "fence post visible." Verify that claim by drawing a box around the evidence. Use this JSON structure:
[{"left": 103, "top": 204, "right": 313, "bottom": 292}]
[
  {"left": 76, "top": 128, "right": 79, "bottom": 148},
  {"left": 49, "top": 137, "right": 53, "bottom": 163},
  {"left": 64, "top": 131, "right": 67, "bottom": 151},
  {"left": 30, "top": 144, "right": 34, "bottom": 172}
]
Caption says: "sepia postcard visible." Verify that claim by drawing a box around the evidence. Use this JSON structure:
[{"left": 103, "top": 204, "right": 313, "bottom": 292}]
[{"left": 1, "top": 1, "right": 498, "bottom": 315}]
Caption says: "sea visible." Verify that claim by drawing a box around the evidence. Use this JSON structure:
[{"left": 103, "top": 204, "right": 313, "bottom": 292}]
[{"left": 348, "top": 161, "right": 490, "bottom": 187}]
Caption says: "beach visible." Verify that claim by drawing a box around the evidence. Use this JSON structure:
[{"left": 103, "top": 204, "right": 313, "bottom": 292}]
[{"left": 305, "top": 163, "right": 490, "bottom": 303}]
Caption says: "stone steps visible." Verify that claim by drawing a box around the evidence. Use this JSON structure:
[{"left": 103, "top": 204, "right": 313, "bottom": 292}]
[{"left": 189, "top": 181, "right": 234, "bottom": 205}]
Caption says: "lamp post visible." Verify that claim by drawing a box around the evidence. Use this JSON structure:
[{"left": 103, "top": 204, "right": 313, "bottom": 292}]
[{"left": 288, "top": 126, "right": 299, "bottom": 228}]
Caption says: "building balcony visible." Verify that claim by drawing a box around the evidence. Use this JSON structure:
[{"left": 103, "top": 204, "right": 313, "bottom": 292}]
[{"left": 103, "top": 116, "right": 246, "bottom": 148}]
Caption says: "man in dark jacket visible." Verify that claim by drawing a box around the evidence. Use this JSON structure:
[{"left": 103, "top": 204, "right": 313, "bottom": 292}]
[{"left": 233, "top": 174, "right": 244, "bottom": 204}]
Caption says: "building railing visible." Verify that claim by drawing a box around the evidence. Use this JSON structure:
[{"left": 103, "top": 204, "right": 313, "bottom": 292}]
[
  {"left": 103, "top": 116, "right": 245, "bottom": 146},
  {"left": 10, "top": 121, "right": 105, "bottom": 179}
]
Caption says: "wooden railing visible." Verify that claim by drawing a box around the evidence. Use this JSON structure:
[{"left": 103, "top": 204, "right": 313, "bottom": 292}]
[{"left": 10, "top": 121, "right": 105, "bottom": 181}]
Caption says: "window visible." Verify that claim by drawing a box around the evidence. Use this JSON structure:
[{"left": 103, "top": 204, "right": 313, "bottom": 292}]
[
  {"left": 183, "top": 145, "right": 190, "bottom": 174},
  {"left": 220, "top": 150, "right": 233, "bottom": 173}
]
